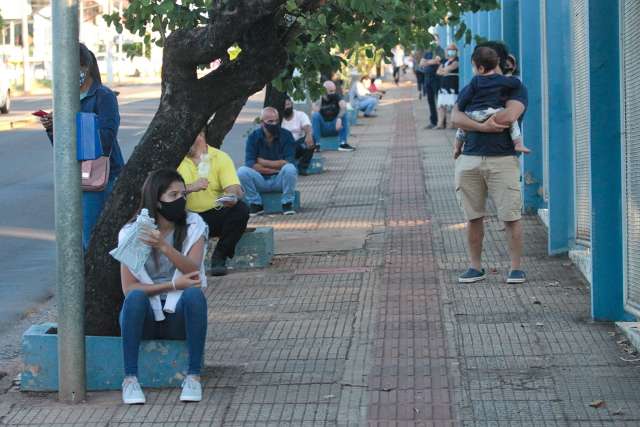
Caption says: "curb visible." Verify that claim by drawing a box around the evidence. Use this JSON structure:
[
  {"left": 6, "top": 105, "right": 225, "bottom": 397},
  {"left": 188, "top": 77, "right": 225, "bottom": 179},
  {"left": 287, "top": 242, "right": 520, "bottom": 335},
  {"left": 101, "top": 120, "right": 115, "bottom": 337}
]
[{"left": 0, "top": 117, "right": 37, "bottom": 132}]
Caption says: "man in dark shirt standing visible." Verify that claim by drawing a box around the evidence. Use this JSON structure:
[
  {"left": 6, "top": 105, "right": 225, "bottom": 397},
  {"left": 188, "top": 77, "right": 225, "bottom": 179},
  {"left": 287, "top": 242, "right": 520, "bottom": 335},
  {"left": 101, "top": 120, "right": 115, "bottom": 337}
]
[
  {"left": 421, "top": 35, "right": 445, "bottom": 129},
  {"left": 237, "top": 107, "right": 298, "bottom": 216},
  {"left": 451, "top": 41, "right": 528, "bottom": 285}
]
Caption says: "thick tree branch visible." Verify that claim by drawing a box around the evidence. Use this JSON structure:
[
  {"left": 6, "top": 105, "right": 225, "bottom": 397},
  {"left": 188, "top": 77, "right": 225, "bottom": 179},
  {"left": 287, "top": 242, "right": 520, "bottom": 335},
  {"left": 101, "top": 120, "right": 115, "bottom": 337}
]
[
  {"left": 162, "top": 0, "right": 287, "bottom": 67},
  {"left": 206, "top": 97, "right": 248, "bottom": 148}
]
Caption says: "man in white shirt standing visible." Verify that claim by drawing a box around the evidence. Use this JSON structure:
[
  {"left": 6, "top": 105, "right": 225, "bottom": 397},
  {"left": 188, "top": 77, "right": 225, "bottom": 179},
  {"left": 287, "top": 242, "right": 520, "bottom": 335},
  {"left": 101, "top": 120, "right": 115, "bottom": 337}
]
[{"left": 281, "top": 96, "right": 316, "bottom": 175}]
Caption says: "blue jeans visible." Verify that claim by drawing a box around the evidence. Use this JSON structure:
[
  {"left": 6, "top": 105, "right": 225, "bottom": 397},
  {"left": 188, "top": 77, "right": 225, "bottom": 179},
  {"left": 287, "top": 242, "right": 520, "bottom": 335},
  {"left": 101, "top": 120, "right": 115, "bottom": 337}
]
[
  {"left": 237, "top": 164, "right": 298, "bottom": 205},
  {"left": 82, "top": 173, "right": 117, "bottom": 249},
  {"left": 356, "top": 96, "right": 378, "bottom": 115},
  {"left": 120, "top": 288, "right": 207, "bottom": 376},
  {"left": 311, "top": 112, "right": 349, "bottom": 144}
]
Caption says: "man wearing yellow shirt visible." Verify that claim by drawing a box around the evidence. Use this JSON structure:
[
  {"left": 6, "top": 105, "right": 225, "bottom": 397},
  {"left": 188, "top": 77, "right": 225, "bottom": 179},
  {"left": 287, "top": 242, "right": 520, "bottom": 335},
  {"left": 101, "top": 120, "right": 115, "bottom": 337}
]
[{"left": 178, "top": 128, "right": 249, "bottom": 276}]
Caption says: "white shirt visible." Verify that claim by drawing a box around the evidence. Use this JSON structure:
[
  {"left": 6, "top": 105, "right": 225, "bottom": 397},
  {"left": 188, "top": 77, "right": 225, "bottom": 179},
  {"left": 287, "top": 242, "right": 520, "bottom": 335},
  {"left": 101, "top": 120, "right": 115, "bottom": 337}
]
[
  {"left": 356, "top": 81, "right": 372, "bottom": 97},
  {"left": 114, "top": 212, "right": 209, "bottom": 321},
  {"left": 281, "top": 110, "right": 311, "bottom": 140},
  {"left": 392, "top": 47, "right": 405, "bottom": 67}
]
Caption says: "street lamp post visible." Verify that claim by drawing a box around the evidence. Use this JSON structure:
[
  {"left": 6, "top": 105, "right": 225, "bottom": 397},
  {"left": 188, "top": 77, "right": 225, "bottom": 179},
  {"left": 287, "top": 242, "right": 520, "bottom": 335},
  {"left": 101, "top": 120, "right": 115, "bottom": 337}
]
[{"left": 51, "top": 0, "right": 86, "bottom": 403}]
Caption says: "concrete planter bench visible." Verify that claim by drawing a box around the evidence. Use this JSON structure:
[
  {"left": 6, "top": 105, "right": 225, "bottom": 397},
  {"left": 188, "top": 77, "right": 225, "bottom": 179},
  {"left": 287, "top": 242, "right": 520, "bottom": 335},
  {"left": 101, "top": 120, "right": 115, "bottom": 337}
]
[
  {"left": 304, "top": 156, "right": 324, "bottom": 175},
  {"left": 261, "top": 191, "right": 301, "bottom": 214},
  {"left": 318, "top": 136, "right": 341, "bottom": 151},
  {"left": 208, "top": 226, "right": 274, "bottom": 269},
  {"left": 348, "top": 108, "right": 358, "bottom": 126},
  {"left": 21, "top": 323, "right": 188, "bottom": 391}
]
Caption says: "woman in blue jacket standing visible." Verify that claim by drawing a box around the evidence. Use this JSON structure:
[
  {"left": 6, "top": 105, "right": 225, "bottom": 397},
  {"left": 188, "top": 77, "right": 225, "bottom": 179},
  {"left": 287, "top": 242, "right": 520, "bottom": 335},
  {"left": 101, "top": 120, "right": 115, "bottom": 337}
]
[{"left": 40, "top": 43, "right": 125, "bottom": 249}]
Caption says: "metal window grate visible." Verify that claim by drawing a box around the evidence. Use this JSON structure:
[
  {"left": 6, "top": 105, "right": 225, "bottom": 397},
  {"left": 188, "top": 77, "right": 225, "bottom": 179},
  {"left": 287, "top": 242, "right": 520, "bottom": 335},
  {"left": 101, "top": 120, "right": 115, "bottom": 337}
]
[
  {"left": 571, "top": 0, "right": 592, "bottom": 246},
  {"left": 622, "top": 0, "right": 640, "bottom": 316}
]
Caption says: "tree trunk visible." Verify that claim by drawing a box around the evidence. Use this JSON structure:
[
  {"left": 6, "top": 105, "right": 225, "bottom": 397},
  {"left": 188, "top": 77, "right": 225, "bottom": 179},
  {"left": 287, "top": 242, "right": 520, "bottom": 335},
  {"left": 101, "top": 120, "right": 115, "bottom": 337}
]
[
  {"left": 206, "top": 96, "right": 248, "bottom": 148},
  {"left": 84, "top": 14, "right": 288, "bottom": 336},
  {"left": 263, "top": 82, "right": 288, "bottom": 121}
]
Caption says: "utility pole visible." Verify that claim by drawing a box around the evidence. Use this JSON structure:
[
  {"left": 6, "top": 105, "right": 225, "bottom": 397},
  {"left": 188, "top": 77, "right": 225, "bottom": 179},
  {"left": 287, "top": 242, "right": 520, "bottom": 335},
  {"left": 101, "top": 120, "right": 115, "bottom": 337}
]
[
  {"left": 106, "top": 0, "right": 114, "bottom": 84},
  {"left": 51, "top": 0, "right": 86, "bottom": 403},
  {"left": 21, "top": 1, "right": 31, "bottom": 93}
]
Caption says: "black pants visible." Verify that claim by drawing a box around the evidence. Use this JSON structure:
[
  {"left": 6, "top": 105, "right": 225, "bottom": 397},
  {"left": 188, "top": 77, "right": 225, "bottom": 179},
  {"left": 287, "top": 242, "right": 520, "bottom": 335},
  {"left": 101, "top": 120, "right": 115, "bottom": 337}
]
[
  {"left": 415, "top": 71, "right": 425, "bottom": 95},
  {"left": 424, "top": 83, "right": 438, "bottom": 126},
  {"left": 197, "top": 201, "right": 249, "bottom": 260},
  {"left": 294, "top": 137, "right": 315, "bottom": 170},
  {"left": 393, "top": 66, "right": 401, "bottom": 84}
]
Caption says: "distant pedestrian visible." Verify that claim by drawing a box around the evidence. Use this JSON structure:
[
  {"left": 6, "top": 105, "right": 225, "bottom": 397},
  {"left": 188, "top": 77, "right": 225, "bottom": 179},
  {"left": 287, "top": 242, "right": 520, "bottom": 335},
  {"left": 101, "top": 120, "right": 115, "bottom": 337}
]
[
  {"left": 391, "top": 44, "right": 405, "bottom": 85},
  {"left": 39, "top": 43, "right": 125, "bottom": 249},
  {"left": 421, "top": 35, "right": 445, "bottom": 129},
  {"left": 118, "top": 169, "right": 208, "bottom": 405},
  {"left": 435, "top": 43, "right": 459, "bottom": 128},
  {"left": 412, "top": 46, "right": 426, "bottom": 99}
]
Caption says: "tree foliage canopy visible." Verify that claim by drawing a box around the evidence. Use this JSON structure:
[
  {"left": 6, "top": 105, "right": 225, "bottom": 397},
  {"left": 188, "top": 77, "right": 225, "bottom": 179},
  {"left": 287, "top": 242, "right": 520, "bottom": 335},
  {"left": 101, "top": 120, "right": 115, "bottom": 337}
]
[{"left": 104, "top": 0, "right": 498, "bottom": 100}]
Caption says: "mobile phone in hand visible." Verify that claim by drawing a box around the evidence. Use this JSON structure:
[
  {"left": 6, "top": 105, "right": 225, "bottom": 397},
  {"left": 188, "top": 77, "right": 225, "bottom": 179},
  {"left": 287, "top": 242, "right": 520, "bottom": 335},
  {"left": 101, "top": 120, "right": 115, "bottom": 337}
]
[
  {"left": 32, "top": 110, "right": 49, "bottom": 117},
  {"left": 216, "top": 195, "right": 238, "bottom": 204}
]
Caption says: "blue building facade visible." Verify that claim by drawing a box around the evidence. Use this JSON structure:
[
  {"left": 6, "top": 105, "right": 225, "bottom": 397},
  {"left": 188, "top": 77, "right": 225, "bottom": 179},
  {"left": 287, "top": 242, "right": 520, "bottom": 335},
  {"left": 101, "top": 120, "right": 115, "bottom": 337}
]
[{"left": 442, "top": 0, "right": 640, "bottom": 322}]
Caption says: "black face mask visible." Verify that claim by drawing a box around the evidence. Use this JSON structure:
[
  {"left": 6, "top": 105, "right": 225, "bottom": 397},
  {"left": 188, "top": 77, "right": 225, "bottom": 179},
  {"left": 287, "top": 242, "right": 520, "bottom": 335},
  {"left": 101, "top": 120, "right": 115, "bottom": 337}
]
[
  {"left": 158, "top": 197, "right": 187, "bottom": 222},
  {"left": 326, "top": 93, "right": 339, "bottom": 103},
  {"left": 263, "top": 123, "right": 280, "bottom": 136},
  {"left": 283, "top": 107, "right": 294, "bottom": 117}
]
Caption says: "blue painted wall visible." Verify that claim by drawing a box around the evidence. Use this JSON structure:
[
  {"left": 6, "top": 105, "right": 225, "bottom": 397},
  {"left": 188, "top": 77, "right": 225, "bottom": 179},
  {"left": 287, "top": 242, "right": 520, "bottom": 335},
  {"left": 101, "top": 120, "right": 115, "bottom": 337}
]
[
  {"left": 489, "top": 9, "right": 502, "bottom": 40},
  {"left": 477, "top": 11, "right": 489, "bottom": 39},
  {"left": 544, "top": 1, "right": 575, "bottom": 255},
  {"left": 587, "top": 0, "right": 627, "bottom": 321},
  {"left": 518, "top": 1, "right": 544, "bottom": 212},
  {"left": 502, "top": 0, "right": 520, "bottom": 58}
]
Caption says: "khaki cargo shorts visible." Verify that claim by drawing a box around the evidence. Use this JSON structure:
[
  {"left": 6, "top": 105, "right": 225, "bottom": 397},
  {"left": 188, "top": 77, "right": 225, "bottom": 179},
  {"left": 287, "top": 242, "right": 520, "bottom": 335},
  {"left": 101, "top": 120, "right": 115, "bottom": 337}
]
[{"left": 454, "top": 154, "right": 522, "bottom": 222}]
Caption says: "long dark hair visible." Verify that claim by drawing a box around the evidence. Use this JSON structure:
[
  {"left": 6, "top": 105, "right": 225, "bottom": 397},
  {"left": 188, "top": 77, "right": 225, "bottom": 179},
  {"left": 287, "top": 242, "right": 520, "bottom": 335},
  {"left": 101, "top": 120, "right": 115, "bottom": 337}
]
[
  {"left": 79, "top": 43, "right": 102, "bottom": 85},
  {"left": 136, "top": 169, "right": 188, "bottom": 253}
]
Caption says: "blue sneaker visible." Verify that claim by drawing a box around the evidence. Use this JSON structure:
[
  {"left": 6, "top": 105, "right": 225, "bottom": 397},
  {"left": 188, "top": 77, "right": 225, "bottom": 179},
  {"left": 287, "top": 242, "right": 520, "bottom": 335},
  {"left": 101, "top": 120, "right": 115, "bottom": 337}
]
[
  {"left": 507, "top": 270, "right": 526, "bottom": 284},
  {"left": 458, "top": 268, "right": 486, "bottom": 283}
]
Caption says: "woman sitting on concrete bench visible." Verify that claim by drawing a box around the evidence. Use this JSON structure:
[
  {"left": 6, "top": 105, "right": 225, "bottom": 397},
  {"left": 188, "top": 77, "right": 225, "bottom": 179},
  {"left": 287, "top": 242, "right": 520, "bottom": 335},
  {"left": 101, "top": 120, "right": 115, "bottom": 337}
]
[{"left": 117, "top": 169, "right": 208, "bottom": 405}]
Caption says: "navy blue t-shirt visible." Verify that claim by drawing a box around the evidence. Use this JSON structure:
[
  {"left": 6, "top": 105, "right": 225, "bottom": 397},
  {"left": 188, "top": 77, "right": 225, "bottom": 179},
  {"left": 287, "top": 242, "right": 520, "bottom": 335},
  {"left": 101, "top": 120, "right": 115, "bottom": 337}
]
[
  {"left": 457, "top": 74, "right": 522, "bottom": 112},
  {"left": 460, "top": 80, "right": 528, "bottom": 157},
  {"left": 244, "top": 127, "right": 296, "bottom": 176}
]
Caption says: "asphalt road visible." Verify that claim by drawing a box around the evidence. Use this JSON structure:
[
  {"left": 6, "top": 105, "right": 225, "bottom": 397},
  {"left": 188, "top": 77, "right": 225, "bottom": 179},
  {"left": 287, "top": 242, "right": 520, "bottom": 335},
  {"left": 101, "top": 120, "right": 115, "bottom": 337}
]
[{"left": 0, "top": 85, "right": 262, "bottom": 329}]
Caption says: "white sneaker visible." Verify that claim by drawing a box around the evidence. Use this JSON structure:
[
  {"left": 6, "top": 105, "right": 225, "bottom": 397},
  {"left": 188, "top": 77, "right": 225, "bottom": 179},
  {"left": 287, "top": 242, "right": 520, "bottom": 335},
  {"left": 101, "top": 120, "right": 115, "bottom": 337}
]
[
  {"left": 180, "top": 375, "right": 202, "bottom": 402},
  {"left": 122, "top": 376, "right": 146, "bottom": 405}
]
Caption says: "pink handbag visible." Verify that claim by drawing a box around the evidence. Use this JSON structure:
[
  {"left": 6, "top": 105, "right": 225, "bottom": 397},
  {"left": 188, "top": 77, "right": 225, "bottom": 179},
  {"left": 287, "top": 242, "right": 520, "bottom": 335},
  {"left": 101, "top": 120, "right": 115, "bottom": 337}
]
[{"left": 81, "top": 157, "right": 110, "bottom": 192}]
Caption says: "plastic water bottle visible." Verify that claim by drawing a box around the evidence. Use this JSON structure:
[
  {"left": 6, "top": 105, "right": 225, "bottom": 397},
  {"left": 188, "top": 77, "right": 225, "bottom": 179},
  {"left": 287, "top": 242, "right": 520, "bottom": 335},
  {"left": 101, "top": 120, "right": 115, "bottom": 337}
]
[
  {"left": 198, "top": 153, "right": 210, "bottom": 178},
  {"left": 109, "top": 208, "right": 157, "bottom": 272}
]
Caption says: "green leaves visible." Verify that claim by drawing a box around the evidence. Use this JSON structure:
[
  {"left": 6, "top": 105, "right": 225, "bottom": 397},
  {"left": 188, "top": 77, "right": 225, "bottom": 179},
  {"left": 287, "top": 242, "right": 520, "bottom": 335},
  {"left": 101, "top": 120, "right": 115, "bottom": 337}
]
[{"left": 105, "top": 0, "right": 498, "bottom": 98}]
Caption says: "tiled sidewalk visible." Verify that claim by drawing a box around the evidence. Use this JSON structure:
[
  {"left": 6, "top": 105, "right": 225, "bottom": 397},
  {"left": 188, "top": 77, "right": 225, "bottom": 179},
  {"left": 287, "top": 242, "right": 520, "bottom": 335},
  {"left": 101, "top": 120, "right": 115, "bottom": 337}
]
[{"left": 0, "top": 84, "right": 639, "bottom": 426}]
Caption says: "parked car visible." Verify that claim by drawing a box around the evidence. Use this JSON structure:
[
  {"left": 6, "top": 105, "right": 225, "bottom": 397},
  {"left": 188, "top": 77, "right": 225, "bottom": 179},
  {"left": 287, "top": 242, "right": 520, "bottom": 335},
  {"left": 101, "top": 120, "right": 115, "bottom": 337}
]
[{"left": 0, "top": 61, "right": 10, "bottom": 114}]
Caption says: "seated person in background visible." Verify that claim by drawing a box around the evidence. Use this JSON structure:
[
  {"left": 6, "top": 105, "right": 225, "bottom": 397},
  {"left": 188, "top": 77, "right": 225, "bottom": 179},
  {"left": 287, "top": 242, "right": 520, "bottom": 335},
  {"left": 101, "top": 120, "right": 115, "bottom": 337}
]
[
  {"left": 118, "top": 169, "right": 208, "bottom": 405},
  {"left": 454, "top": 46, "right": 530, "bottom": 158},
  {"left": 237, "top": 107, "right": 298, "bottom": 216},
  {"left": 369, "top": 77, "right": 386, "bottom": 96},
  {"left": 177, "top": 127, "right": 249, "bottom": 276},
  {"left": 311, "top": 81, "right": 355, "bottom": 152},
  {"left": 351, "top": 76, "right": 379, "bottom": 117},
  {"left": 281, "top": 96, "right": 316, "bottom": 175}
]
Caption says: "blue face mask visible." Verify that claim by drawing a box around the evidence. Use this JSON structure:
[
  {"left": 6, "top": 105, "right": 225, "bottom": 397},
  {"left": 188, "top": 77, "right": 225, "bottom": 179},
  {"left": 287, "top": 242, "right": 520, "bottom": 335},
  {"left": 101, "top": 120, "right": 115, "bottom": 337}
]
[
  {"left": 79, "top": 70, "right": 86, "bottom": 87},
  {"left": 80, "top": 91, "right": 88, "bottom": 100},
  {"left": 447, "top": 50, "right": 457, "bottom": 57}
]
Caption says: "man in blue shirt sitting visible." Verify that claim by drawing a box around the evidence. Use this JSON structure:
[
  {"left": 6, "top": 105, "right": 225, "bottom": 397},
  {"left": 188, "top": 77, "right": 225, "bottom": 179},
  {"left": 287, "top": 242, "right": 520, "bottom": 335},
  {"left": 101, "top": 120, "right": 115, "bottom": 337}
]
[{"left": 237, "top": 107, "right": 298, "bottom": 216}]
